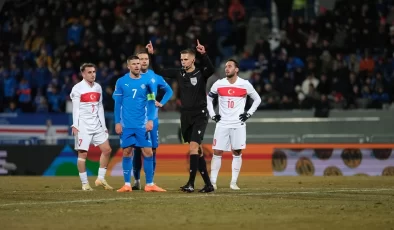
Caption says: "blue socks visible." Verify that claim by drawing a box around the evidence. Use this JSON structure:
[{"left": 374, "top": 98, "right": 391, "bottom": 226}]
[
  {"left": 122, "top": 156, "right": 132, "bottom": 185},
  {"left": 153, "top": 149, "right": 156, "bottom": 177},
  {"left": 133, "top": 148, "right": 157, "bottom": 181},
  {"left": 144, "top": 156, "right": 154, "bottom": 184},
  {"left": 133, "top": 148, "right": 142, "bottom": 181}
]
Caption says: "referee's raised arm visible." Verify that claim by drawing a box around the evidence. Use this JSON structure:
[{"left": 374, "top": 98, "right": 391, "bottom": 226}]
[
  {"left": 146, "top": 41, "right": 178, "bottom": 79},
  {"left": 196, "top": 39, "right": 215, "bottom": 80}
]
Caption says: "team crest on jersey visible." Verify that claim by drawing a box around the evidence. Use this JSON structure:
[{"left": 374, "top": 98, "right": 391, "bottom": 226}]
[
  {"left": 141, "top": 84, "right": 146, "bottom": 89},
  {"left": 190, "top": 77, "right": 197, "bottom": 86}
]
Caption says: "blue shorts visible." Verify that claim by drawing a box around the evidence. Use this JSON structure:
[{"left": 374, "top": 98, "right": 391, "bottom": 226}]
[{"left": 120, "top": 128, "right": 152, "bottom": 148}]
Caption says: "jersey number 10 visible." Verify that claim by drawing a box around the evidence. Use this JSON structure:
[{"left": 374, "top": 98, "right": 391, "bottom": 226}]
[{"left": 227, "top": 100, "right": 234, "bottom": 108}]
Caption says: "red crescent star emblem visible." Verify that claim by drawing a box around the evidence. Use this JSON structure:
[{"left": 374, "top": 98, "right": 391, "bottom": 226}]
[{"left": 228, "top": 89, "right": 235, "bottom": 95}]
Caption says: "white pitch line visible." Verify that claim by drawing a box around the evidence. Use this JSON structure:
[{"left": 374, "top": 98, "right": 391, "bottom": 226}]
[
  {"left": 0, "top": 188, "right": 393, "bottom": 208},
  {"left": 0, "top": 194, "right": 209, "bottom": 207}
]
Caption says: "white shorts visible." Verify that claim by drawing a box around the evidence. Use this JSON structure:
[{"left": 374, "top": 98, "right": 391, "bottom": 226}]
[
  {"left": 212, "top": 126, "right": 246, "bottom": 151},
  {"left": 74, "top": 131, "right": 108, "bottom": 151}
]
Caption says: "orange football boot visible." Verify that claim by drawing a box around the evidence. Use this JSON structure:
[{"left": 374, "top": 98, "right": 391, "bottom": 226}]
[
  {"left": 144, "top": 184, "right": 166, "bottom": 192},
  {"left": 117, "top": 185, "right": 132, "bottom": 192}
]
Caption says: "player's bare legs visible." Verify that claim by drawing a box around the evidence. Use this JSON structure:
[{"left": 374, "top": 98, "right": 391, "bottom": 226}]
[
  {"left": 117, "top": 147, "right": 133, "bottom": 192},
  {"left": 230, "top": 149, "right": 242, "bottom": 190},
  {"left": 210, "top": 149, "right": 224, "bottom": 190},
  {"left": 141, "top": 147, "right": 166, "bottom": 192},
  {"left": 94, "top": 140, "right": 113, "bottom": 190}
]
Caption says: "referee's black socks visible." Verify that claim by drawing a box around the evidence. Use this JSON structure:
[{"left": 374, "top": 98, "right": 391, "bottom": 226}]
[{"left": 198, "top": 156, "right": 212, "bottom": 186}]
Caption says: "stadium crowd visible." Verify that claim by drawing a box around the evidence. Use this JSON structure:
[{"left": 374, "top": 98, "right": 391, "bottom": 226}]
[
  {"left": 242, "top": 0, "right": 394, "bottom": 112},
  {"left": 1, "top": 0, "right": 394, "bottom": 114},
  {"left": 0, "top": 0, "right": 250, "bottom": 113}
]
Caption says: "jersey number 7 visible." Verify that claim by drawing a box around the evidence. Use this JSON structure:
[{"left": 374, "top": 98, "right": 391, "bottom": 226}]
[{"left": 132, "top": 89, "right": 137, "bottom": 98}]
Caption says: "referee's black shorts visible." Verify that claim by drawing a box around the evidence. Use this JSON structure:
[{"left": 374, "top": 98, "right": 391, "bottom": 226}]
[{"left": 180, "top": 109, "right": 208, "bottom": 144}]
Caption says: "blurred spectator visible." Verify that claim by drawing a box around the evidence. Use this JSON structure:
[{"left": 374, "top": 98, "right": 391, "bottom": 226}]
[
  {"left": 4, "top": 101, "right": 22, "bottom": 114},
  {"left": 17, "top": 78, "right": 32, "bottom": 112},
  {"left": 45, "top": 119, "right": 57, "bottom": 145},
  {"left": 314, "top": 94, "right": 330, "bottom": 117}
]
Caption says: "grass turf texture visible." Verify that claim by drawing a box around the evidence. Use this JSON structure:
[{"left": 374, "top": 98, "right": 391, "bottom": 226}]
[{"left": 0, "top": 176, "right": 393, "bottom": 230}]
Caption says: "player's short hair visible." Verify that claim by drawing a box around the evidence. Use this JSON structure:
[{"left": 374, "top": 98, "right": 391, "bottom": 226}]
[
  {"left": 127, "top": 55, "right": 140, "bottom": 62},
  {"left": 135, "top": 50, "right": 149, "bottom": 56},
  {"left": 80, "top": 63, "right": 96, "bottom": 72},
  {"left": 226, "top": 59, "right": 239, "bottom": 68},
  {"left": 180, "top": 48, "right": 196, "bottom": 56}
]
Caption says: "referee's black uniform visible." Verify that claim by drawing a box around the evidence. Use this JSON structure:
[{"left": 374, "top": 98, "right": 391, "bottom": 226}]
[{"left": 151, "top": 50, "right": 215, "bottom": 193}]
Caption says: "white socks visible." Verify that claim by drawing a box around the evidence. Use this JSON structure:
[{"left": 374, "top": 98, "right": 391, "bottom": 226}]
[
  {"left": 80, "top": 168, "right": 108, "bottom": 185},
  {"left": 98, "top": 168, "right": 107, "bottom": 180},
  {"left": 231, "top": 154, "right": 242, "bottom": 184},
  {"left": 210, "top": 154, "right": 243, "bottom": 185},
  {"left": 210, "top": 155, "right": 222, "bottom": 184},
  {"left": 79, "top": 172, "right": 88, "bottom": 184}
]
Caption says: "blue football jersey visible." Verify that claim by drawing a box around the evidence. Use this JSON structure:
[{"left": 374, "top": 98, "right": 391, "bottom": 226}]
[
  {"left": 141, "top": 69, "right": 173, "bottom": 121},
  {"left": 113, "top": 73, "right": 156, "bottom": 128}
]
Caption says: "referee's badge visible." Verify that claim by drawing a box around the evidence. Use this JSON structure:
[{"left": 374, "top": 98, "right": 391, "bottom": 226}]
[{"left": 190, "top": 77, "right": 197, "bottom": 86}]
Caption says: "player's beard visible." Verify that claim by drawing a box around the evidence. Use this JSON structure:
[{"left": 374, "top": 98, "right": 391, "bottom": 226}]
[
  {"left": 226, "top": 72, "right": 235, "bottom": 78},
  {"left": 131, "top": 70, "right": 140, "bottom": 78},
  {"left": 141, "top": 66, "right": 148, "bottom": 73}
]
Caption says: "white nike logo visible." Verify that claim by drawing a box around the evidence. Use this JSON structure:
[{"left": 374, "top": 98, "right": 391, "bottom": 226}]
[{"left": 125, "top": 84, "right": 129, "bottom": 87}]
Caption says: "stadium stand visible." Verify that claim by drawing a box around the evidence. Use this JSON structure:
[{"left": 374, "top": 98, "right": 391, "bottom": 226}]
[{"left": 0, "top": 0, "right": 393, "bottom": 114}]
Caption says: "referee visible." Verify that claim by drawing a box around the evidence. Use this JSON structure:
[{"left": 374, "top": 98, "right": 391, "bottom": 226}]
[{"left": 146, "top": 40, "right": 215, "bottom": 193}]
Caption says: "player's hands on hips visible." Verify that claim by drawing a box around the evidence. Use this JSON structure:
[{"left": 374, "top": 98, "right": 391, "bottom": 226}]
[
  {"left": 115, "top": 123, "right": 123, "bottom": 135},
  {"left": 212, "top": 114, "right": 221, "bottom": 123},
  {"left": 146, "top": 41, "right": 154, "bottom": 54},
  {"left": 155, "top": 101, "right": 163, "bottom": 107},
  {"left": 71, "top": 127, "right": 79, "bottom": 136},
  {"left": 146, "top": 120, "right": 153, "bottom": 132},
  {"left": 196, "top": 39, "right": 206, "bottom": 55},
  {"left": 239, "top": 112, "right": 251, "bottom": 122}
]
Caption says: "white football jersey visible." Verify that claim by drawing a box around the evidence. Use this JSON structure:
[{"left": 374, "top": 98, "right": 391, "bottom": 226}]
[
  {"left": 208, "top": 77, "right": 259, "bottom": 128},
  {"left": 70, "top": 80, "right": 105, "bottom": 134}
]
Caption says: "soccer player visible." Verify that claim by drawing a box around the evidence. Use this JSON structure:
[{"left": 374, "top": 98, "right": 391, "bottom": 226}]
[
  {"left": 206, "top": 59, "right": 261, "bottom": 190},
  {"left": 146, "top": 40, "right": 215, "bottom": 193},
  {"left": 113, "top": 55, "right": 166, "bottom": 192},
  {"left": 132, "top": 51, "right": 173, "bottom": 190},
  {"left": 70, "top": 63, "right": 113, "bottom": 191}
]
